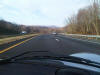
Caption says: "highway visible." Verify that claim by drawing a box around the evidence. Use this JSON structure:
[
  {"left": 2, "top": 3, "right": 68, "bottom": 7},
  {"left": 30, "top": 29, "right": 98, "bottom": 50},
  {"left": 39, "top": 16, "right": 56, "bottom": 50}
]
[{"left": 0, "top": 34, "right": 100, "bottom": 59}]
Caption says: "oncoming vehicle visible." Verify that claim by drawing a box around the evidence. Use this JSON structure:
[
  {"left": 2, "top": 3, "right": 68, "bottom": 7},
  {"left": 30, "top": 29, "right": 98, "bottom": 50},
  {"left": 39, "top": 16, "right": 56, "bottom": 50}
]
[{"left": 0, "top": 51, "right": 100, "bottom": 75}]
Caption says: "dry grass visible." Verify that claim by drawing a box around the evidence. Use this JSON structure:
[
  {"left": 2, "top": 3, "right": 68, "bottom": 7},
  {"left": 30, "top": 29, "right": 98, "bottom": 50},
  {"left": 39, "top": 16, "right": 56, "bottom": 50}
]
[{"left": 0, "top": 34, "right": 38, "bottom": 45}]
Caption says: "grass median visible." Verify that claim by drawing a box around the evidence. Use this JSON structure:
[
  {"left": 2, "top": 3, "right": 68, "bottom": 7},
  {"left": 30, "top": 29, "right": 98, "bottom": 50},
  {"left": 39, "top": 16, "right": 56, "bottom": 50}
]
[{"left": 0, "top": 34, "right": 38, "bottom": 45}]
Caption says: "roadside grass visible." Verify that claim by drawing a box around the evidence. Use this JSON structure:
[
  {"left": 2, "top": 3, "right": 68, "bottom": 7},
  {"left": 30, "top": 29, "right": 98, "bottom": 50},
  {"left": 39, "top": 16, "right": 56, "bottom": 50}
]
[
  {"left": 0, "top": 34, "right": 38, "bottom": 45},
  {"left": 0, "top": 35, "right": 19, "bottom": 39},
  {"left": 65, "top": 34, "right": 100, "bottom": 44},
  {"left": 0, "top": 34, "right": 22, "bottom": 39}
]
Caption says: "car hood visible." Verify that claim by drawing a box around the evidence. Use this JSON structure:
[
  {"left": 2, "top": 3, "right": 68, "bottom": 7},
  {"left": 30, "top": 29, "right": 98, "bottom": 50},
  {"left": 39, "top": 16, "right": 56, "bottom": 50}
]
[{"left": 70, "top": 52, "right": 100, "bottom": 63}]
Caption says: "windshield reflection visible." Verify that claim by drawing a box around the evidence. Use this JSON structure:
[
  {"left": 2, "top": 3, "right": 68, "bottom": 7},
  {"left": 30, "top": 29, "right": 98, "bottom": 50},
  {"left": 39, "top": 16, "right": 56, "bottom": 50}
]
[{"left": 71, "top": 53, "right": 100, "bottom": 63}]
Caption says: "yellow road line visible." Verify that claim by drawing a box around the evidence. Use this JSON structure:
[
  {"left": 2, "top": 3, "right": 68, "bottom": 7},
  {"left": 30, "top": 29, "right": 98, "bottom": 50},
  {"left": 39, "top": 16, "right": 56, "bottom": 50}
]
[{"left": 0, "top": 37, "right": 34, "bottom": 54}]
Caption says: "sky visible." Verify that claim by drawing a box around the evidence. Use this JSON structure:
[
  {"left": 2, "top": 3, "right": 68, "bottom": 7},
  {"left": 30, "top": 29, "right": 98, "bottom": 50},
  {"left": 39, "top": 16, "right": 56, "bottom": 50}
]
[{"left": 0, "top": 0, "right": 90, "bottom": 27}]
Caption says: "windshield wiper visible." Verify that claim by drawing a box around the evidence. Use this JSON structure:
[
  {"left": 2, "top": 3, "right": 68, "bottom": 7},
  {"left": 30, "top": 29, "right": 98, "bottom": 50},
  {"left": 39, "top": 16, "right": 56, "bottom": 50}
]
[{"left": 0, "top": 51, "right": 100, "bottom": 68}]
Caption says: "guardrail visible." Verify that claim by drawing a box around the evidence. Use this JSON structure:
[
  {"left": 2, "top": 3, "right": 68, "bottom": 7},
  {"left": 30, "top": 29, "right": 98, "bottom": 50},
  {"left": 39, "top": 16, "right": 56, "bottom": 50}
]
[
  {"left": 67, "top": 34, "right": 100, "bottom": 37},
  {"left": 63, "top": 34, "right": 100, "bottom": 40}
]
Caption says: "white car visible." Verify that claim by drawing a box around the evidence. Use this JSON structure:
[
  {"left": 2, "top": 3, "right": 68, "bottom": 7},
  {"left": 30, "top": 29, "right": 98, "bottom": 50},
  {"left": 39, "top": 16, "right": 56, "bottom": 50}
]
[{"left": 52, "top": 32, "right": 57, "bottom": 35}]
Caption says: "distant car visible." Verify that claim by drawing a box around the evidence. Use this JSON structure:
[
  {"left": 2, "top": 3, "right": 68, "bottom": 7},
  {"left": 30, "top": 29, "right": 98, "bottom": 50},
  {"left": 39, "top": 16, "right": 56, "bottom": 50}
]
[
  {"left": 21, "top": 31, "right": 27, "bottom": 34},
  {"left": 52, "top": 32, "right": 57, "bottom": 35}
]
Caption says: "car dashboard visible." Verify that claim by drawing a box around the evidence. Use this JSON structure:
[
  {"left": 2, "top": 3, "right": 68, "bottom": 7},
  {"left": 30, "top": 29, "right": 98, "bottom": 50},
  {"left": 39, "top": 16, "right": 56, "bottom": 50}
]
[{"left": 0, "top": 59, "right": 100, "bottom": 75}]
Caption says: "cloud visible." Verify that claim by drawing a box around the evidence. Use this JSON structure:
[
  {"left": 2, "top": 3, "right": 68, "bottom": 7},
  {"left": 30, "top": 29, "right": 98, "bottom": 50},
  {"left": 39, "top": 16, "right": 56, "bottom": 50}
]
[{"left": 0, "top": 0, "right": 90, "bottom": 27}]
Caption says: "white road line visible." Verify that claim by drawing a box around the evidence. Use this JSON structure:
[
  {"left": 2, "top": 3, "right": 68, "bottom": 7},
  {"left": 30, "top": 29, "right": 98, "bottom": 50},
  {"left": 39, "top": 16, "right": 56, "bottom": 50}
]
[{"left": 55, "top": 39, "right": 60, "bottom": 42}]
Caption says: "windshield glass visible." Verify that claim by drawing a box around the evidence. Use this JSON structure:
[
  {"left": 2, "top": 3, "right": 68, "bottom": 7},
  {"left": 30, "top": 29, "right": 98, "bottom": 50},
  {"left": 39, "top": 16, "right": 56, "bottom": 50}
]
[{"left": 0, "top": 0, "right": 100, "bottom": 64}]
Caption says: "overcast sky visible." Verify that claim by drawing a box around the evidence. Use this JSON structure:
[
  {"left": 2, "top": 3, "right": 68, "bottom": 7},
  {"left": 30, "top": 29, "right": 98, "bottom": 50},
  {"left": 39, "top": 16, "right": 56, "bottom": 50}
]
[{"left": 0, "top": 0, "right": 90, "bottom": 27}]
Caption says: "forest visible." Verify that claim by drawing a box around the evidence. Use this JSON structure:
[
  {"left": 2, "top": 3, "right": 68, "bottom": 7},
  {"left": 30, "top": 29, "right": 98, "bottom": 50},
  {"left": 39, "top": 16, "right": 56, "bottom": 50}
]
[
  {"left": 0, "top": 20, "right": 60, "bottom": 35},
  {"left": 65, "top": 0, "right": 100, "bottom": 35}
]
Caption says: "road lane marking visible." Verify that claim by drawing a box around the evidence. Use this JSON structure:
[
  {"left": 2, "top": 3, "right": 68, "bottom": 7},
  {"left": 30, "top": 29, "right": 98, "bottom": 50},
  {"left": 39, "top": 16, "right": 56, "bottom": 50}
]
[
  {"left": 55, "top": 39, "right": 60, "bottom": 42},
  {"left": 0, "top": 37, "right": 34, "bottom": 54},
  {"left": 59, "top": 35, "right": 100, "bottom": 45}
]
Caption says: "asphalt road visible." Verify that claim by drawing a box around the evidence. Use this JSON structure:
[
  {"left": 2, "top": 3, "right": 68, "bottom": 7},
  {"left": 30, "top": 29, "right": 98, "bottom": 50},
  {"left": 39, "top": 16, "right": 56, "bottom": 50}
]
[{"left": 0, "top": 34, "right": 100, "bottom": 59}]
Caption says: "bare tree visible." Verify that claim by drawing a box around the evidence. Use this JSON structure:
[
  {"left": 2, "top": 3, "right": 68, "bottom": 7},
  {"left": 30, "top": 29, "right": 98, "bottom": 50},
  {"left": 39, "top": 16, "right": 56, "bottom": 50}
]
[{"left": 64, "top": 0, "right": 100, "bottom": 35}]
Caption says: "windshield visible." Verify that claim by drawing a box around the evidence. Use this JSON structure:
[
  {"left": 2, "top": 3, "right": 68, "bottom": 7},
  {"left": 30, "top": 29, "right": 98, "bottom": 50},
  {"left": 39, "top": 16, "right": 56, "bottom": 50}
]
[{"left": 0, "top": 0, "right": 100, "bottom": 64}]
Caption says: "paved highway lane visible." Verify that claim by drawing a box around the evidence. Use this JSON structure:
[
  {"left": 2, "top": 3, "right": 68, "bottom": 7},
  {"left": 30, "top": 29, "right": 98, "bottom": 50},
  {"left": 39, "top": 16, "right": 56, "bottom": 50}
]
[{"left": 0, "top": 34, "right": 100, "bottom": 59}]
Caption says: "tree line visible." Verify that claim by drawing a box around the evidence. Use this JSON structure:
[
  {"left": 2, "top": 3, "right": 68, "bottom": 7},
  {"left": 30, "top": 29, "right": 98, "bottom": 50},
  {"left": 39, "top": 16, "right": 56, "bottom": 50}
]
[
  {"left": 0, "top": 20, "right": 21, "bottom": 34},
  {"left": 64, "top": 0, "right": 100, "bottom": 35},
  {"left": 0, "top": 20, "right": 61, "bottom": 35}
]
